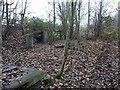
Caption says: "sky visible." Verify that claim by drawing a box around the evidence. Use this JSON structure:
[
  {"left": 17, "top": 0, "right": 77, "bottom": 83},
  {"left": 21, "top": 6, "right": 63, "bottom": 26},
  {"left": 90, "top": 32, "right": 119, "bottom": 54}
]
[
  {"left": 27, "top": 0, "right": 119, "bottom": 18},
  {"left": 8, "top": 0, "right": 120, "bottom": 25},
  {"left": 26, "top": 0, "right": 50, "bottom": 19}
]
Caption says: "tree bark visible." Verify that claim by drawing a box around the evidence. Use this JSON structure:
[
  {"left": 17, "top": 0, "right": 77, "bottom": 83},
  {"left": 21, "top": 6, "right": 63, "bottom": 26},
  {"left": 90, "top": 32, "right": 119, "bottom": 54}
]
[
  {"left": 75, "top": 1, "right": 81, "bottom": 41},
  {"left": 118, "top": 1, "right": 120, "bottom": 57},
  {"left": 56, "top": 22, "right": 70, "bottom": 79},
  {"left": 56, "top": 1, "right": 77, "bottom": 79},
  {"left": 69, "top": 1, "right": 77, "bottom": 39},
  {"left": 2, "top": 1, "right": 4, "bottom": 19},
  {"left": 0, "top": 0, "right": 3, "bottom": 54},
  {"left": 21, "top": 0, "right": 27, "bottom": 34},
  {"left": 97, "top": 1, "right": 103, "bottom": 38},
  {"left": 86, "top": 0, "right": 90, "bottom": 39},
  {"left": 3, "top": 0, "right": 9, "bottom": 40},
  {"left": 53, "top": 0, "right": 56, "bottom": 32},
  {"left": 93, "top": 11, "right": 97, "bottom": 40}
]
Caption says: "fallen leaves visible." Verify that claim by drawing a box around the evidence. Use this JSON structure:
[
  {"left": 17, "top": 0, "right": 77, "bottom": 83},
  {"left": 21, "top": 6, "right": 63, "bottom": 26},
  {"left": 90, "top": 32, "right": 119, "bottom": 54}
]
[{"left": 2, "top": 30, "right": 119, "bottom": 89}]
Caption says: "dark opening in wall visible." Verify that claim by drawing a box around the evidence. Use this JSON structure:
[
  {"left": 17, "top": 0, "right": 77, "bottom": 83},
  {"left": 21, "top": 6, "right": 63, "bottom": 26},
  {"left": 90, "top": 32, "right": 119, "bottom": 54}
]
[{"left": 34, "top": 31, "right": 44, "bottom": 43}]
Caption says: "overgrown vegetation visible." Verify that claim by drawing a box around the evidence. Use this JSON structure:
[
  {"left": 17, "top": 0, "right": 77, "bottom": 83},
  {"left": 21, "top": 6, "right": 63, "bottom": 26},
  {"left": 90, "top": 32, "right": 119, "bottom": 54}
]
[
  {"left": 29, "top": 17, "right": 49, "bottom": 30},
  {"left": 1, "top": 0, "right": 119, "bottom": 89}
]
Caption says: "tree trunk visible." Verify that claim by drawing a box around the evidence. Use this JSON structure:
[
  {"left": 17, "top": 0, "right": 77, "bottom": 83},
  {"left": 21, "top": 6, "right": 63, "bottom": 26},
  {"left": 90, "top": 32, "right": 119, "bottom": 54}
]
[
  {"left": 52, "top": 0, "right": 56, "bottom": 41},
  {"left": 118, "top": 1, "right": 120, "bottom": 55},
  {"left": 53, "top": 0, "right": 56, "bottom": 31},
  {"left": 69, "top": 2, "right": 74, "bottom": 39},
  {"left": 94, "top": 12, "right": 97, "bottom": 40},
  {"left": 21, "top": 0, "right": 27, "bottom": 34},
  {"left": 56, "top": 23, "right": 70, "bottom": 79},
  {"left": 3, "top": 0, "right": 9, "bottom": 40},
  {"left": 56, "top": 1, "right": 77, "bottom": 79},
  {"left": 2, "top": 1, "right": 4, "bottom": 19},
  {"left": 86, "top": 0, "right": 90, "bottom": 39},
  {"left": 0, "top": 0, "right": 3, "bottom": 53},
  {"left": 75, "top": 2, "right": 81, "bottom": 40},
  {"left": 97, "top": 1, "right": 103, "bottom": 38}
]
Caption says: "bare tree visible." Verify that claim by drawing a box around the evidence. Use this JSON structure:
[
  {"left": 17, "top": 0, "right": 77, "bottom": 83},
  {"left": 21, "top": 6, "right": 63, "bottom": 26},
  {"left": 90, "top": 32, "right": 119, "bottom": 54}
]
[
  {"left": 53, "top": 0, "right": 56, "bottom": 32},
  {"left": 91, "top": 0, "right": 115, "bottom": 39},
  {"left": 0, "top": 0, "right": 3, "bottom": 58},
  {"left": 93, "top": 11, "right": 97, "bottom": 39},
  {"left": 86, "top": 0, "right": 90, "bottom": 39},
  {"left": 2, "top": 0, "right": 19, "bottom": 39},
  {"left": 56, "top": 0, "right": 77, "bottom": 79},
  {"left": 20, "top": 0, "right": 28, "bottom": 34},
  {"left": 3, "top": 0, "right": 11, "bottom": 40},
  {"left": 2, "top": 0, "right": 4, "bottom": 19},
  {"left": 96, "top": 0, "right": 103, "bottom": 38},
  {"left": 47, "top": 1, "right": 53, "bottom": 44},
  {"left": 69, "top": 1, "right": 77, "bottom": 39},
  {"left": 11, "top": 0, "right": 19, "bottom": 26},
  {"left": 76, "top": 1, "right": 82, "bottom": 40},
  {"left": 57, "top": 1, "right": 68, "bottom": 39},
  {"left": 0, "top": 1, "right": 2, "bottom": 86},
  {"left": 118, "top": 1, "right": 120, "bottom": 54}
]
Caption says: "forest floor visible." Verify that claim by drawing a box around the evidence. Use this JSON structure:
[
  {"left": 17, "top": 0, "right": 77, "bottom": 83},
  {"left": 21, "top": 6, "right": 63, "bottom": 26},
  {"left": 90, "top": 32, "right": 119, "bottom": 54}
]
[{"left": 1, "top": 32, "right": 119, "bottom": 89}]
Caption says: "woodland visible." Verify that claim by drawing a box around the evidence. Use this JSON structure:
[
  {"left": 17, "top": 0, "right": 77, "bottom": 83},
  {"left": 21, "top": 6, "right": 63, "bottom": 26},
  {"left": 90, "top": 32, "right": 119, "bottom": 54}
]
[{"left": 0, "top": 0, "right": 120, "bottom": 89}]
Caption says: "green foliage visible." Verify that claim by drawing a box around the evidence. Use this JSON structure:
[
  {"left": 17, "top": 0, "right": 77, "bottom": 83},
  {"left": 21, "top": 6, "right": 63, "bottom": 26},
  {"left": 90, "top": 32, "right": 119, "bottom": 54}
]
[
  {"left": 103, "top": 29, "right": 119, "bottom": 40},
  {"left": 102, "top": 15, "right": 119, "bottom": 40},
  {"left": 53, "top": 31, "right": 60, "bottom": 39},
  {"left": 21, "top": 17, "right": 29, "bottom": 23},
  {"left": 29, "top": 17, "right": 49, "bottom": 30},
  {"left": 103, "top": 16, "right": 114, "bottom": 32}
]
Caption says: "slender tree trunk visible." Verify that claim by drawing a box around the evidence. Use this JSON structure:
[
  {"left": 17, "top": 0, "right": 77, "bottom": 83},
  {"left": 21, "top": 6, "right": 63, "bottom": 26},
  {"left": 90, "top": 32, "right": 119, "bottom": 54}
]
[
  {"left": 21, "top": 0, "right": 27, "bottom": 34},
  {"left": 97, "top": 1, "right": 102, "bottom": 38},
  {"left": 3, "top": 0, "right": 9, "bottom": 40},
  {"left": 56, "top": 1, "right": 77, "bottom": 79},
  {"left": 118, "top": 1, "right": 120, "bottom": 55},
  {"left": 86, "top": 0, "right": 90, "bottom": 39},
  {"left": 118, "top": 2, "right": 120, "bottom": 33},
  {"left": 56, "top": 1, "right": 71, "bottom": 79},
  {"left": 6, "top": 1, "right": 9, "bottom": 30},
  {"left": 94, "top": 12, "right": 97, "bottom": 40},
  {"left": 58, "top": 1, "right": 67, "bottom": 40},
  {"left": 77, "top": 2, "right": 81, "bottom": 39},
  {"left": 48, "top": 14, "right": 53, "bottom": 44},
  {"left": 0, "top": 0, "right": 3, "bottom": 81},
  {"left": 2, "top": 1, "right": 4, "bottom": 19},
  {"left": 75, "top": 11, "right": 78, "bottom": 39},
  {"left": 48, "top": 3, "right": 53, "bottom": 44},
  {"left": 0, "top": 0, "right": 3, "bottom": 51},
  {"left": 21, "top": 13, "right": 24, "bottom": 32},
  {"left": 69, "top": 1, "right": 77, "bottom": 39},
  {"left": 53, "top": 0, "right": 55, "bottom": 31},
  {"left": 53, "top": 0, "right": 56, "bottom": 41},
  {"left": 56, "top": 22, "right": 70, "bottom": 79},
  {"left": 69, "top": 1, "right": 74, "bottom": 39}
]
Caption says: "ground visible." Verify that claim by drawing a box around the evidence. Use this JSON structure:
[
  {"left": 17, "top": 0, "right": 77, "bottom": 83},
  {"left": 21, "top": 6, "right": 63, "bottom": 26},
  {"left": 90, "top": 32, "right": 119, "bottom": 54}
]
[{"left": 1, "top": 30, "right": 119, "bottom": 89}]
